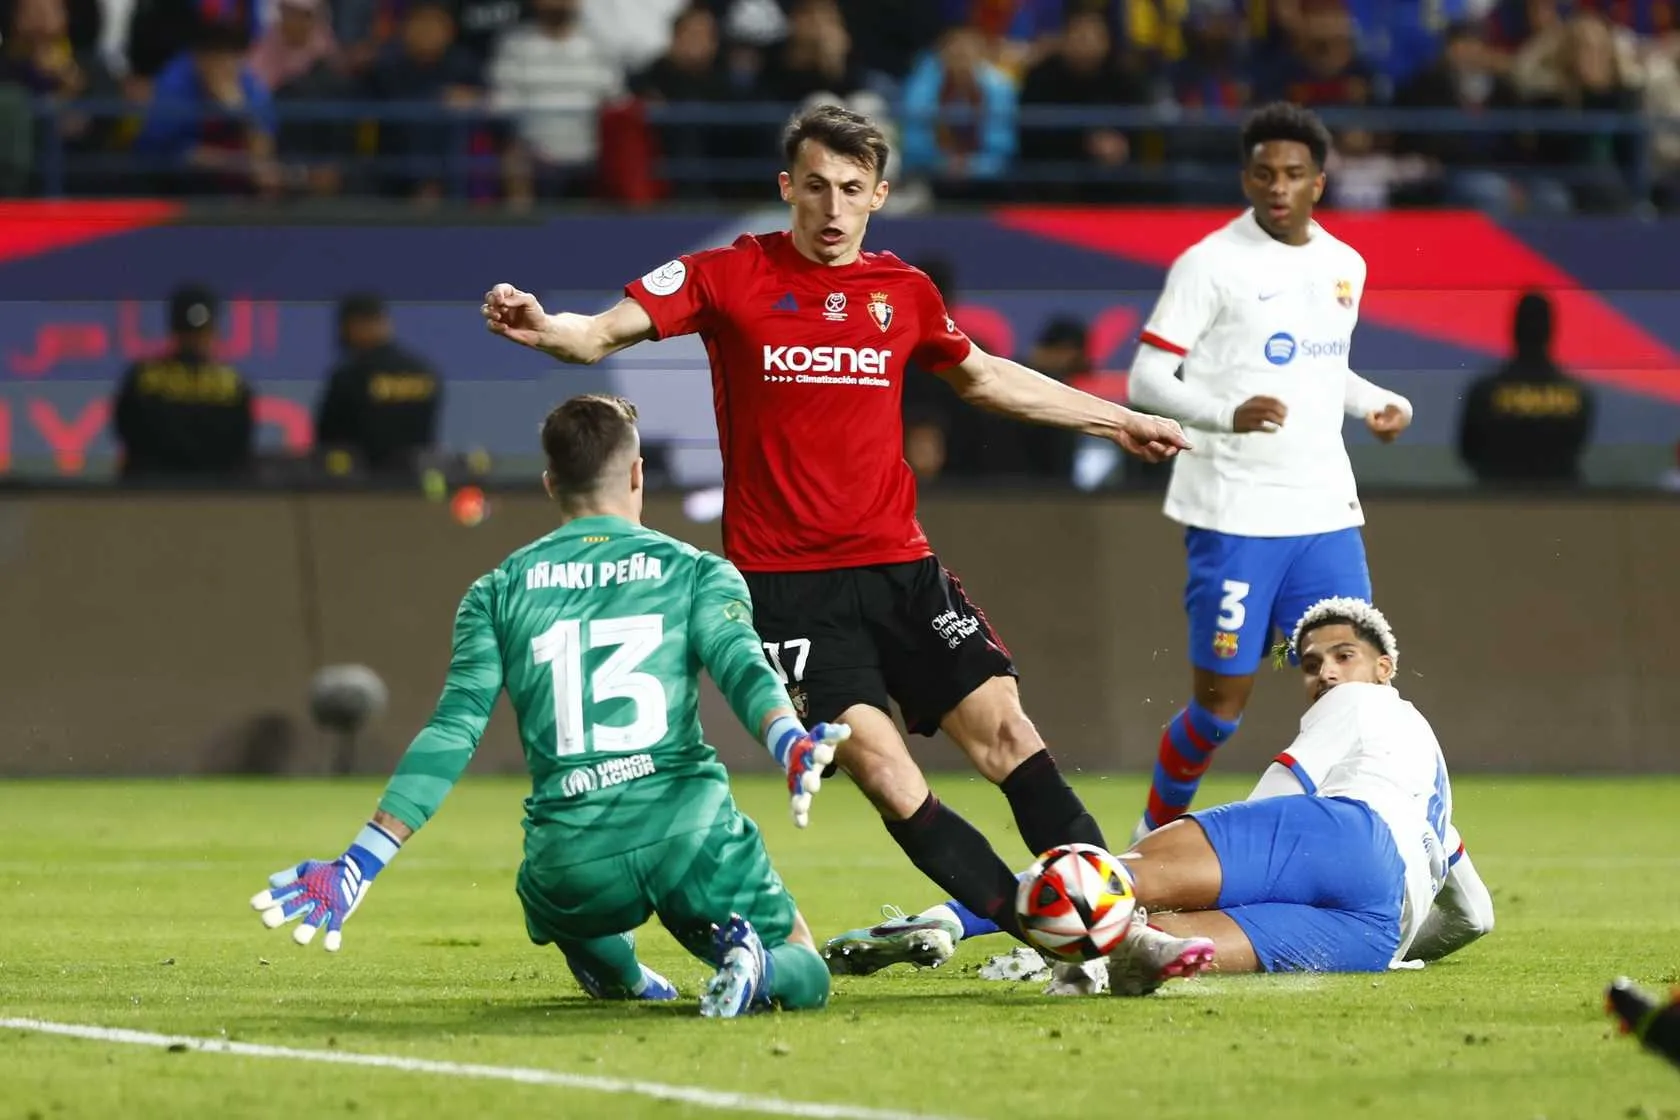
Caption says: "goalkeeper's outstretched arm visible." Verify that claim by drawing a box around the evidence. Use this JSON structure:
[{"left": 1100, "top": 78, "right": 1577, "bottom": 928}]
[{"left": 250, "top": 576, "right": 506, "bottom": 950}]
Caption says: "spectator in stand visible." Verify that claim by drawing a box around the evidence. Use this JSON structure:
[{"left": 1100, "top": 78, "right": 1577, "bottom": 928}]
[
  {"left": 252, "top": 0, "right": 354, "bottom": 197},
  {"left": 363, "top": 0, "right": 483, "bottom": 203},
  {"left": 137, "top": 21, "right": 282, "bottom": 197},
  {"left": 939, "top": 0, "right": 1067, "bottom": 80},
  {"left": 1256, "top": 0, "right": 1374, "bottom": 107},
  {"left": 900, "top": 24, "right": 1018, "bottom": 197},
  {"left": 584, "top": 0, "right": 689, "bottom": 74},
  {"left": 0, "top": 0, "right": 120, "bottom": 191},
  {"left": 1163, "top": 0, "right": 1253, "bottom": 191},
  {"left": 248, "top": 0, "right": 337, "bottom": 92},
  {"left": 1017, "top": 7, "right": 1149, "bottom": 201},
  {"left": 630, "top": 6, "right": 740, "bottom": 198},
  {"left": 452, "top": 0, "right": 529, "bottom": 72},
  {"left": 124, "top": 0, "right": 262, "bottom": 87},
  {"left": 1457, "top": 290, "right": 1596, "bottom": 487},
  {"left": 761, "top": 0, "right": 868, "bottom": 103},
  {"left": 1646, "top": 29, "right": 1680, "bottom": 211},
  {"left": 491, "top": 0, "right": 625, "bottom": 207},
  {"left": 1510, "top": 9, "right": 1645, "bottom": 213}
]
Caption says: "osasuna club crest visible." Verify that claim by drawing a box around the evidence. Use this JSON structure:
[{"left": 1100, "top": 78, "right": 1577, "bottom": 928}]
[{"left": 866, "top": 291, "right": 893, "bottom": 332}]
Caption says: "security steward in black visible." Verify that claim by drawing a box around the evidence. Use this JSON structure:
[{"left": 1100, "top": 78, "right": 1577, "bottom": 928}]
[
  {"left": 314, "top": 293, "right": 441, "bottom": 476},
  {"left": 113, "top": 283, "right": 255, "bottom": 481},
  {"left": 1457, "top": 290, "right": 1596, "bottom": 486}
]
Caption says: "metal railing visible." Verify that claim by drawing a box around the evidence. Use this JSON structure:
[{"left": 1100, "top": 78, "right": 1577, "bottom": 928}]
[{"left": 14, "top": 97, "right": 1675, "bottom": 202}]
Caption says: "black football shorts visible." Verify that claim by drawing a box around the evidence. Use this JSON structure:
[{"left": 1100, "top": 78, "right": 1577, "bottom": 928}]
[{"left": 743, "top": 556, "right": 1017, "bottom": 738}]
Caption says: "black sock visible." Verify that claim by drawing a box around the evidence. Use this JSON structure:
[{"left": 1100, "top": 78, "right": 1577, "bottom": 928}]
[
  {"left": 884, "top": 794, "right": 1024, "bottom": 940},
  {"left": 1000, "top": 749, "right": 1109, "bottom": 854}
]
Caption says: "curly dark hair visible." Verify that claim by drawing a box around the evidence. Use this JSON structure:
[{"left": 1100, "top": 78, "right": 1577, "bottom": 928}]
[{"left": 1239, "top": 101, "right": 1333, "bottom": 168}]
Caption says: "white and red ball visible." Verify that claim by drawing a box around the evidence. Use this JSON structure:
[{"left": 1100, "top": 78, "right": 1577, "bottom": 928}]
[{"left": 1016, "top": 842, "right": 1138, "bottom": 962}]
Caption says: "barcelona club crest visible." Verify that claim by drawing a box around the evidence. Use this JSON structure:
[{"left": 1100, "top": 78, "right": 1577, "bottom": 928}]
[
  {"left": 867, "top": 291, "right": 894, "bottom": 332},
  {"left": 1213, "top": 631, "right": 1240, "bottom": 660},
  {"left": 1334, "top": 279, "right": 1354, "bottom": 309}
]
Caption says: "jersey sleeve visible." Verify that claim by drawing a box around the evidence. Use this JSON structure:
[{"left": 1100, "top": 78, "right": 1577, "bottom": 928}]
[
  {"left": 1139, "top": 246, "right": 1221, "bottom": 357},
  {"left": 688, "top": 552, "right": 792, "bottom": 739},
  {"left": 377, "top": 574, "right": 506, "bottom": 831},
  {"left": 622, "top": 243, "right": 738, "bottom": 340},
  {"left": 910, "top": 274, "right": 974, "bottom": 371}
]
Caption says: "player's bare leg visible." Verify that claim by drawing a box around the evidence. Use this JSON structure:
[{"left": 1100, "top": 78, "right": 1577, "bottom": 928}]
[
  {"left": 1120, "top": 815, "right": 1224, "bottom": 912},
  {"left": 823, "top": 702, "right": 1029, "bottom": 973},
  {"left": 942, "top": 675, "right": 1109, "bottom": 854},
  {"left": 1146, "top": 911, "right": 1258, "bottom": 972},
  {"left": 1135, "top": 668, "right": 1255, "bottom": 843}
]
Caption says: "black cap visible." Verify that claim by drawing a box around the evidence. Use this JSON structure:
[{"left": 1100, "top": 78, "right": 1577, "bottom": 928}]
[
  {"left": 337, "top": 292, "right": 388, "bottom": 327},
  {"left": 168, "top": 283, "right": 220, "bottom": 334}
]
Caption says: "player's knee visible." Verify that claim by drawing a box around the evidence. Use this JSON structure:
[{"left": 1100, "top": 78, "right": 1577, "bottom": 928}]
[
  {"left": 963, "top": 711, "right": 1044, "bottom": 784},
  {"left": 838, "top": 738, "right": 929, "bottom": 820}
]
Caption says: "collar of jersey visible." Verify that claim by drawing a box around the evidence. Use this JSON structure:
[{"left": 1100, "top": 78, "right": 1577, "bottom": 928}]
[
  {"left": 770, "top": 230, "right": 869, "bottom": 273},
  {"left": 555, "top": 514, "right": 637, "bottom": 537}
]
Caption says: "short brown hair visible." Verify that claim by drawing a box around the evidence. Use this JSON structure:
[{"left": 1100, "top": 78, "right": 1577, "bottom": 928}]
[
  {"left": 781, "top": 104, "right": 889, "bottom": 177},
  {"left": 539, "top": 394, "right": 639, "bottom": 494}
]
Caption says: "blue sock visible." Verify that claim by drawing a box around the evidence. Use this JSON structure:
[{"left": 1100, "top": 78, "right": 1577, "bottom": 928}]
[
  {"left": 1143, "top": 701, "right": 1242, "bottom": 830},
  {"left": 938, "top": 899, "right": 1001, "bottom": 940}
]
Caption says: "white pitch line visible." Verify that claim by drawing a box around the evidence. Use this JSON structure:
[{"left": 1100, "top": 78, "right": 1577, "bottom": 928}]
[{"left": 0, "top": 1018, "right": 966, "bottom": 1120}]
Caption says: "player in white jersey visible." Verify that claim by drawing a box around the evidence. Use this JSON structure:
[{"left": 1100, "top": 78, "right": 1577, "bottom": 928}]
[
  {"left": 822, "top": 599, "right": 1495, "bottom": 995},
  {"left": 1124, "top": 103, "right": 1416, "bottom": 842}
]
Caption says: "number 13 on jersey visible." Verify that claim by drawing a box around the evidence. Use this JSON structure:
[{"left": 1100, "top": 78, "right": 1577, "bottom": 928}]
[{"left": 532, "top": 615, "right": 668, "bottom": 756}]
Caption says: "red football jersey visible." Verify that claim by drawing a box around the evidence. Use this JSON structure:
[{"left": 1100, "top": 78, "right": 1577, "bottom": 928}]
[{"left": 624, "top": 231, "right": 973, "bottom": 573}]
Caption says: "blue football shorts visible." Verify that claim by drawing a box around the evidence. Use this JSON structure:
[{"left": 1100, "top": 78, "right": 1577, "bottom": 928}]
[
  {"left": 1183, "top": 526, "right": 1372, "bottom": 675},
  {"left": 1188, "top": 794, "right": 1405, "bottom": 973}
]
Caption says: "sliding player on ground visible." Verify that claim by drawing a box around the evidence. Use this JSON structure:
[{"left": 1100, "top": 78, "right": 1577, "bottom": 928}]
[
  {"left": 250, "top": 395, "right": 847, "bottom": 1019},
  {"left": 482, "top": 104, "right": 1189, "bottom": 945},
  {"left": 1125, "top": 102, "right": 1415, "bottom": 842},
  {"left": 825, "top": 599, "right": 1495, "bottom": 995}
]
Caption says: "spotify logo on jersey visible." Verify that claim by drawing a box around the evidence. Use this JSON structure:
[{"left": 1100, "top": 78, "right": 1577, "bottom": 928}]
[{"left": 1264, "top": 332, "right": 1297, "bottom": 365}]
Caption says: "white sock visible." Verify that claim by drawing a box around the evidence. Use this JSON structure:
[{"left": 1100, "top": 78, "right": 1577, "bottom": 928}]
[{"left": 921, "top": 904, "right": 965, "bottom": 942}]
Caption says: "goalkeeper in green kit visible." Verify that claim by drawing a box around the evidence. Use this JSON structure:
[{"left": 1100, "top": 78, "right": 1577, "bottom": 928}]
[{"left": 250, "top": 394, "right": 848, "bottom": 1018}]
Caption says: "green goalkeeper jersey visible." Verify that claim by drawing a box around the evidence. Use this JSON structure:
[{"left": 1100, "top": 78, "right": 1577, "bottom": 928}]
[{"left": 376, "top": 515, "right": 792, "bottom": 859}]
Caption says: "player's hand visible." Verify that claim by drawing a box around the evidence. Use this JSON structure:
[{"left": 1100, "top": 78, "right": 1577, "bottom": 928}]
[
  {"left": 772, "top": 721, "right": 851, "bottom": 829},
  {"left": 1233, "top": 395, "right": 1289, "bottom": 433},
  {"left": 1365, "top": 403, "right": 1410, "bottom": 443},
  {"left": 250, "top": 826, "right": 397, "bottom": 951},
  {"left": 482, "top": 283, "right": 551, "bottom": 349},
  {"left": 1114, "top": 412, "right": 1191, "bottom": 463}
]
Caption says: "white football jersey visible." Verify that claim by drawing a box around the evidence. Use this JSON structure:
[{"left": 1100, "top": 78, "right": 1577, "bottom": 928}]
[
  {"left": 1139, "top": 210, "right": 1369, "bottom": 537},
  {"left": 1248, "top": 682, "right": 1453, "bottom": 963}
]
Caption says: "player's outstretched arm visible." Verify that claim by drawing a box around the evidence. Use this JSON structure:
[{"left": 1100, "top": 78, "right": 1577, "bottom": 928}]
[
  {"left": 689, "top": 553, "right": 849, "bottom": 827},
  {"left": 249, "top": 578, "right": 506, "bottom": 951},
  {"left": 939, "top": 343, "right": 1192, "bottom": 463},
  {"left": 483, "top": 286, "right": 657, "bottom": 365}
]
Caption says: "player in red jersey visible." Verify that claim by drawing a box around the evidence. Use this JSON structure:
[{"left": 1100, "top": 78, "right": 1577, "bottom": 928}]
[{"left": 482, "top": 105, "right": 1188, "bottom": 948}]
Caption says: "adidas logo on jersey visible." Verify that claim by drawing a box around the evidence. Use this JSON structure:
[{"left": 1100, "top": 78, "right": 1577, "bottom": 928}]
[{"left": 762, "top": 345, "right": 892, "bottom": 375}]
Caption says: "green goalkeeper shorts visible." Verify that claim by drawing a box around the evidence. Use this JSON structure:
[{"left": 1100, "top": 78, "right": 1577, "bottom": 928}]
[{"left": 515, "top": 803, "right": 798, "bottom": 964}]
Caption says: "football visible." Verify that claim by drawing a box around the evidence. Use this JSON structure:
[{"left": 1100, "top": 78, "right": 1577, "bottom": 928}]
[{"left": 1016, "top": 842, "right": 1139, "bottom": 962}]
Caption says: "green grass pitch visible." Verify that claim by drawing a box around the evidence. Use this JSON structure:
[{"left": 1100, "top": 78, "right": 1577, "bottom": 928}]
[{"left": 2, "top": 774, "right": 1678, "bottom": 1120}]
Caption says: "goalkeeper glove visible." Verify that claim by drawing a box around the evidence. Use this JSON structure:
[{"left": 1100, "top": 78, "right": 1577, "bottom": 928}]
[
  {"left": 767, "top": 717, "right": 850, "bottom": 828},
  {"left": 249, "top": 822, "right": 401, "bottom": 952}
]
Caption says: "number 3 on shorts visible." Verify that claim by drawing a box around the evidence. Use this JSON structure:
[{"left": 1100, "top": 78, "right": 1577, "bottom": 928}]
[
  {"left": 1216, "top": 580, "right": 1250, "bottom": 631},
  {"left": 762, "top": 638, "right": 811, "bottom": 684}
]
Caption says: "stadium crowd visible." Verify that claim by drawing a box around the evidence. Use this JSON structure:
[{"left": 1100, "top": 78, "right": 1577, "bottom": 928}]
[{"left": 1, "top": 0, "right": 1678, "bottom": 211}]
